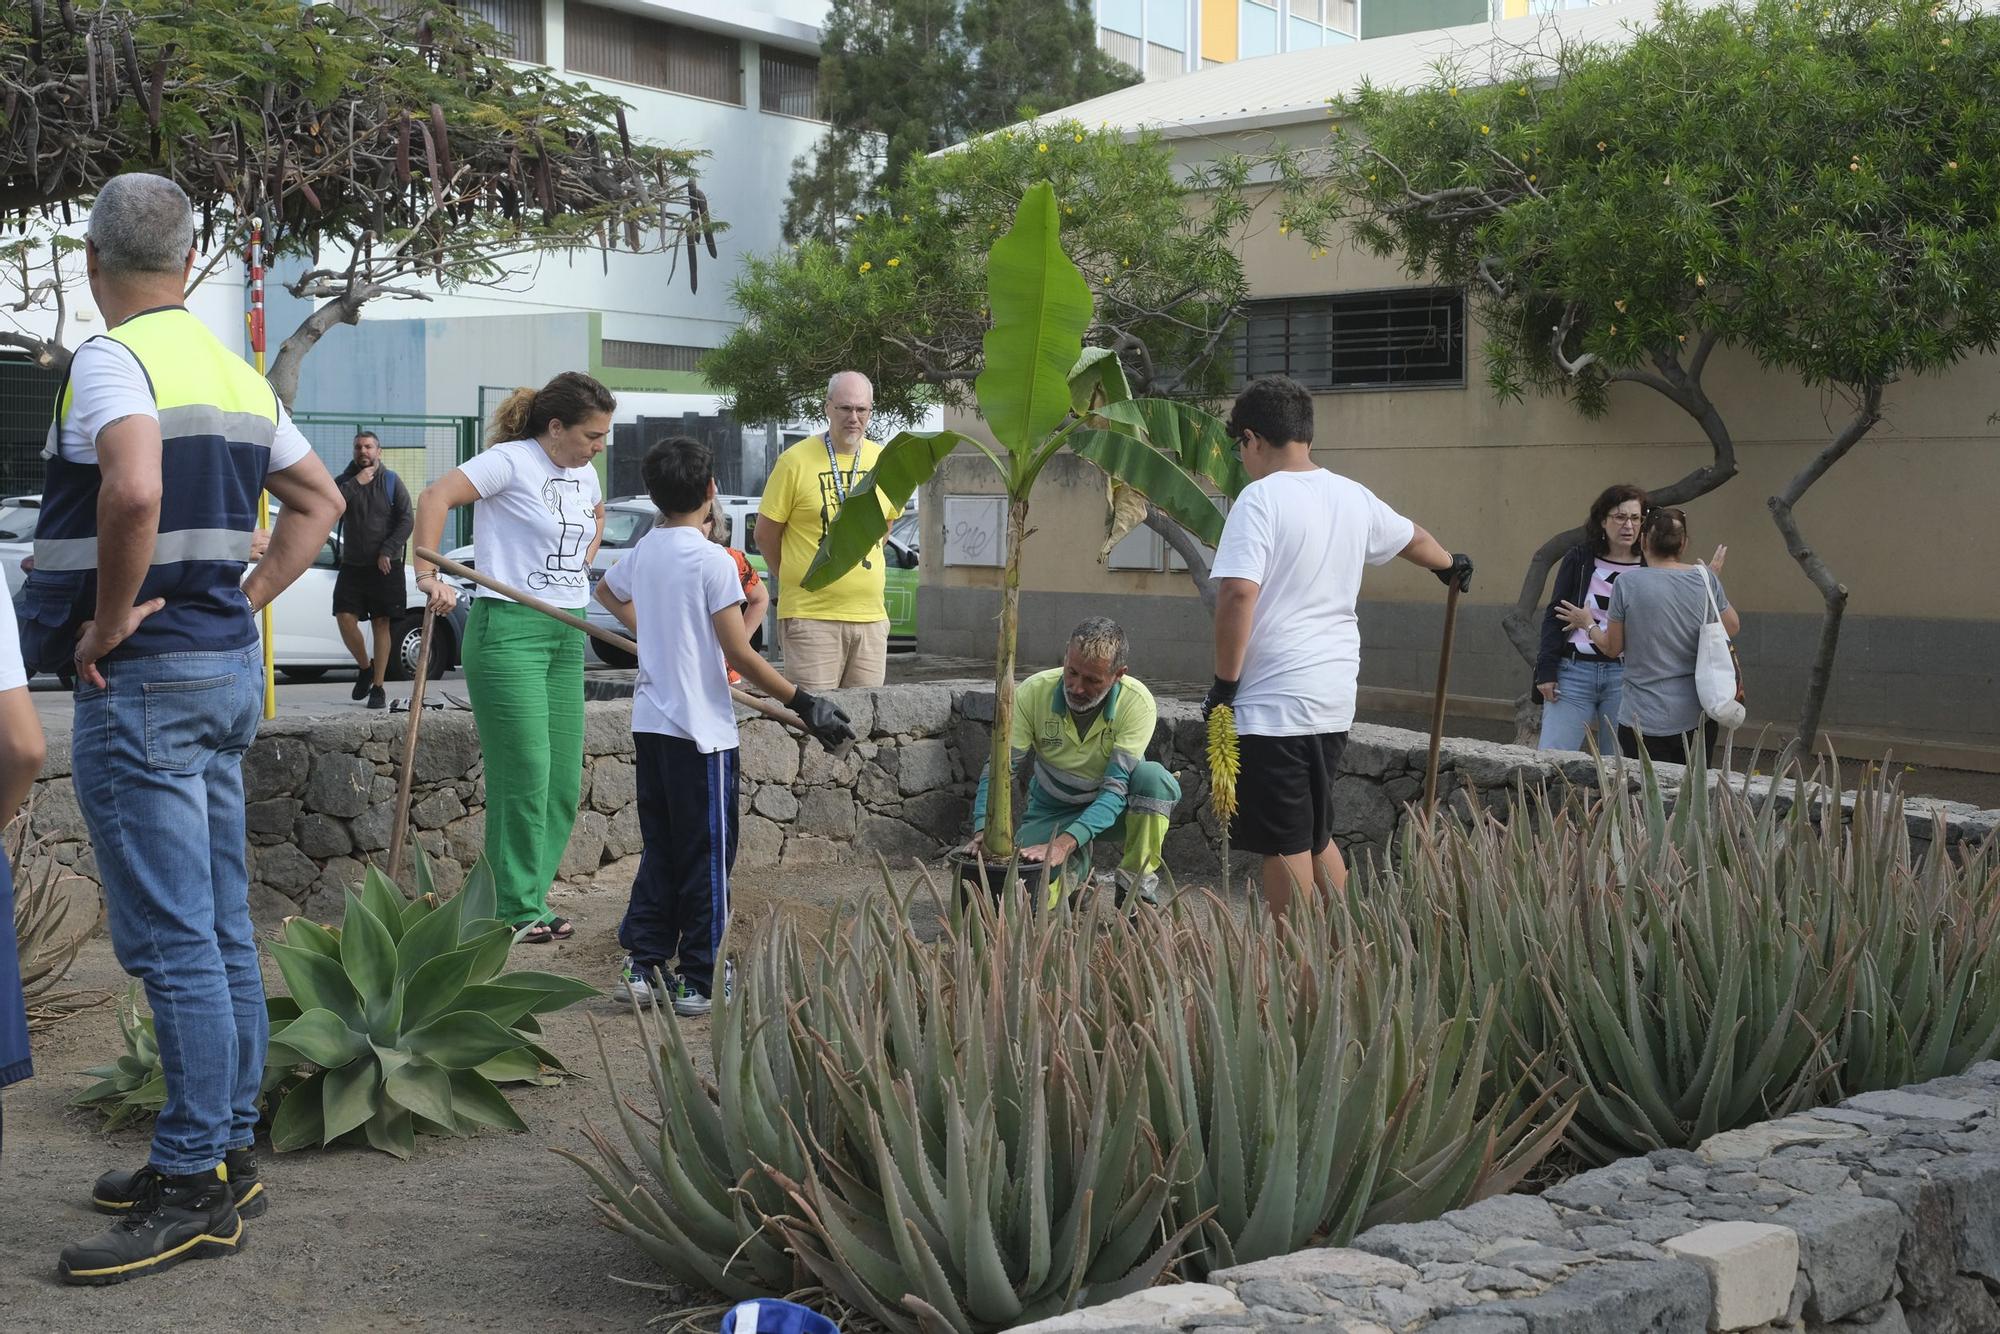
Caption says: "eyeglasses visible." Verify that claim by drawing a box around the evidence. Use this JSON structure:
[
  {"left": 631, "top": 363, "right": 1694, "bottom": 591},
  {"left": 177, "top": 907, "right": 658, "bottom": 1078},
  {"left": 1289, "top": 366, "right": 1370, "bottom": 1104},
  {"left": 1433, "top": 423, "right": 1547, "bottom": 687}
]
[
  {"left": 831, "top": 405, "right": 872, "bottom": 416},
  {"left": 1228, "top": 427, "right": 1252, "bottom": 457}
]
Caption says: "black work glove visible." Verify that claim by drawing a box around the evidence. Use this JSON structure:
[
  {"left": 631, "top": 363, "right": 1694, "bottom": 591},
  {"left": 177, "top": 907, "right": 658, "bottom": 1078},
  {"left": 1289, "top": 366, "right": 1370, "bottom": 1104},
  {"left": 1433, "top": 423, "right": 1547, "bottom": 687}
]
[
  {"left": 1435, "top": 553, "right": 1474, "bottom": 593},
  {"left": 790, "top": 686, "right": 856, "bottom": 750},
  {"left": 1202, "top": 676, "right": 1239, "bottom": 720}
]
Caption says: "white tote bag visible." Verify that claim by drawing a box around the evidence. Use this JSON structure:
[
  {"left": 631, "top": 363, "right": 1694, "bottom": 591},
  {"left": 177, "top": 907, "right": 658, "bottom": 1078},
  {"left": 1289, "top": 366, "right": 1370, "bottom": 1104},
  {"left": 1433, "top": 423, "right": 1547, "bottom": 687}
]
[{"left": 1695, "top": 564, "right": 1745, "bottom": 730}]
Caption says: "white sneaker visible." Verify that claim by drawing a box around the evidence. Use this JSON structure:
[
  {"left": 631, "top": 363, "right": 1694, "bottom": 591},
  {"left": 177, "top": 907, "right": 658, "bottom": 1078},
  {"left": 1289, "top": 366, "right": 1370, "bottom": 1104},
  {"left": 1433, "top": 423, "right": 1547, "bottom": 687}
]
[{"left": 615, "top": 956, "right": 660, "bottom": 1005}]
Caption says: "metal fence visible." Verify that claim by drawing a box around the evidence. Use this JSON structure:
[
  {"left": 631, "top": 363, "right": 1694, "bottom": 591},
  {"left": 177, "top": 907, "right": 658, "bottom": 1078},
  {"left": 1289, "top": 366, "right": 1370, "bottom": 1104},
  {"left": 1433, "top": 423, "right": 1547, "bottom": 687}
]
[
  {"left": 0, "top": 356, "right": 62, "bottom": 499},
  {"left": 292, "top": 412, "right": 480, "bottom": 549}
]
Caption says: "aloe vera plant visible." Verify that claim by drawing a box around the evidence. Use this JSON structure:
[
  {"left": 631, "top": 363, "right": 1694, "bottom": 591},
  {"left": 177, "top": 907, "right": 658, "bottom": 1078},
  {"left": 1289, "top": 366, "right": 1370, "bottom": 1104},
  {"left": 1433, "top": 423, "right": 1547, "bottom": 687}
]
[
  {"left": 7, "top": 801, "right": 101, "bottom": 1030},
  {"left": 72, "top": 986, "right": 167, "bottom": 1130},
  {"left": 265, "top": 859, "right": 596, "bottom": 1158},
  {"left": 569, "top": 880, "right": 1202, "bottom": 1332}
]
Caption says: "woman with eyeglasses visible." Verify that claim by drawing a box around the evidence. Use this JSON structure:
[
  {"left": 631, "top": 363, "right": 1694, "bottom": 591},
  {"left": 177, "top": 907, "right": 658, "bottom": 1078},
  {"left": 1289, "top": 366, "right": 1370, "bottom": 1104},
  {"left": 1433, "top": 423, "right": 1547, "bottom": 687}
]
[
  {"left": 1534, "top": 484, "right": 1647, "bottom": 755},
  {"left": 1558, "top": 506, "right": 1737, "bottom": 766}
]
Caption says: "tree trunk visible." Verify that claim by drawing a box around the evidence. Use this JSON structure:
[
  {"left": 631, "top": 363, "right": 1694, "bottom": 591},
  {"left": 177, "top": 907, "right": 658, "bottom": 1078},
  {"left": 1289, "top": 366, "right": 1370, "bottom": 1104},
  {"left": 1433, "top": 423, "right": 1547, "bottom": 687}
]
[
  {"left": 1143, "top": 506, "right": 1215, "bottom": 614},
  {"left": 1768, "top": 382, "right": 1883, "bottom": 750},
  {"left": 981, "top": 496, "right": 1031, "bottom": 861},
  {"left": 0, "top": 332, "right": 70, "bottom": 375},
  {"left": 265, "top": 283, "right": 373, "bottom": 409}
]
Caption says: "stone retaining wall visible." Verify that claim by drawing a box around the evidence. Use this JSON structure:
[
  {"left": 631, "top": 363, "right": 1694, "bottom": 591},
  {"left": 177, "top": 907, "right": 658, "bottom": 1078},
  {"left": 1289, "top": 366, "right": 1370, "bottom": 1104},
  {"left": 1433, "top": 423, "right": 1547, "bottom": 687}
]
[
  {"left": 18, "top": 681, "right": 1999, "bottom": 914},
  {"left": 1018, "top": 1064, "right": 2000, "bottom": 1334}
]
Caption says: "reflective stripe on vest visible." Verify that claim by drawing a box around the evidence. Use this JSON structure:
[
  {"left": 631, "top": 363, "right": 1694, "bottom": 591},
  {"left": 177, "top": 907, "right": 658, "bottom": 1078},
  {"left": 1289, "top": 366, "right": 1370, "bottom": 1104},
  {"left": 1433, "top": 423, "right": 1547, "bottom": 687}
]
[{"left": 33, "top": 307, "right": 279, "bottom": 657}]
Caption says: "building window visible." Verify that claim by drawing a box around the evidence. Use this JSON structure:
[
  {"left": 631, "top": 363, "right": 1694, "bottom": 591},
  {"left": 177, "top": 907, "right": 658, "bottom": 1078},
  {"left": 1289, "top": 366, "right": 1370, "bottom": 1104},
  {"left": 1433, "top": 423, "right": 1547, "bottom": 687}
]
[
  {"left": 1239, "top": 0, "right": 1278, "bottom": 56},
  {"left": 760, "top": 48, "right": 823, "bottom": 119},
  {"left": 565, "top": 1, "right": 743, "bottom": 105},
  {"left": 1146, "top": 42, "right": 1186, "bottom": 74},
  {"left": 1146, "top": 0, "right": 1188, "bottom": 48},
  {"left": 1100, "top": 0, "right": 1144, "bottom": 35},
  {"left": 602, "top": 340, "right": 709, "bottom": 372},
  {"left": 1326, "top": 0, "right": 1358, "bottom": 32},
  {"left": 460, "top": 0, "right": 545, "bottom": 62},
  {"left": 1235, "top": 289, "right": 1466, "bottom": 390}
]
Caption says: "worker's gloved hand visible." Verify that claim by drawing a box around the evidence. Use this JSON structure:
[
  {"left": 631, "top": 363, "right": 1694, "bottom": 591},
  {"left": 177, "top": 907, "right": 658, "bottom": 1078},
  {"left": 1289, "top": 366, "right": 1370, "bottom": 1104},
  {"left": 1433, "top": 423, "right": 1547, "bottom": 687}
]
[
  {"left": 790, "top": 686, "right": 856, "bottom": 750},
  {"left": 1202, "top": 676, "right": 1238, "bottom": 720},
  {"left": 1435, "top": 553, "right": 1474, "bottom": 593}
]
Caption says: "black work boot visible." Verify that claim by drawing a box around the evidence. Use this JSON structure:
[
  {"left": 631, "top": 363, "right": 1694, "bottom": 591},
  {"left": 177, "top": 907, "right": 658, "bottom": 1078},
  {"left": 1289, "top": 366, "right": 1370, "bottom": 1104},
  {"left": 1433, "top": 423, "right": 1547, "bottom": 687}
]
[
  {"left": 94, "top": 1147, "right": 265, "bottom": 1218},
  {"left": 60, "top": 1165, "right": 245, "bottom": 1285}
]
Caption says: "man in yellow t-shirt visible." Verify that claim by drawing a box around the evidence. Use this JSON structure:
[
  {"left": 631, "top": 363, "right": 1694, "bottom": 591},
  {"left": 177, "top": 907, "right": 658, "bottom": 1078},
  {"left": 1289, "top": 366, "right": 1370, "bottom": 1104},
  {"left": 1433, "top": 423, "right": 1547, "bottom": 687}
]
[{"left": 755, "top": 370, "right": 897, "bottom": 688}]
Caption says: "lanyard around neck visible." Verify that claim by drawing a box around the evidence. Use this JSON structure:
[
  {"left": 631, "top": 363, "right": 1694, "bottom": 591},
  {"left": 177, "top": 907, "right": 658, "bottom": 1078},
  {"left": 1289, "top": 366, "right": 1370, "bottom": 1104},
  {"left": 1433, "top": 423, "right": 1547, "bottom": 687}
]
[{"left": 824, "top": 436, "right": 861, "bottom": 505}]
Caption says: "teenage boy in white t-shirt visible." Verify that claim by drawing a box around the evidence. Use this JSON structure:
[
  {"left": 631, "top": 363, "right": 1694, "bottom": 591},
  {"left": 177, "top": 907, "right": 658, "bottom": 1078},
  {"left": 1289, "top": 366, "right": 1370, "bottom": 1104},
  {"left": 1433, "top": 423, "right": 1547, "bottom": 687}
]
[
  {"left": 1205, "top": 376, "right": 1473, "bottom": 917},
  {"left": 594, "top": 437, "right": 856, "bottom": 1016}
]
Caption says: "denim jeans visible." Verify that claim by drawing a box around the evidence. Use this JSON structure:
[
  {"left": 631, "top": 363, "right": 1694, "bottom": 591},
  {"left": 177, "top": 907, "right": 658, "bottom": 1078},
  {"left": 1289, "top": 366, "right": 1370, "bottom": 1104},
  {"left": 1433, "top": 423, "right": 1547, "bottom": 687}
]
[
  {"left": 71, "top": 645, "right": 266, "bottom": 1175},
  {"left": 1537, "top": 655, "right": 1625, "bottom": 757}
]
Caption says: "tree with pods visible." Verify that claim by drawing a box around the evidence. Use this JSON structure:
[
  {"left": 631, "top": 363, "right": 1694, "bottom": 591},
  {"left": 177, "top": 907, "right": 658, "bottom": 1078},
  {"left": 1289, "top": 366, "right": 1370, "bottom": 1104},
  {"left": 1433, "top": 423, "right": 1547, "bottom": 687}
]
[{"left": 0, "top": 0, "right": 708, "bottom": 403}]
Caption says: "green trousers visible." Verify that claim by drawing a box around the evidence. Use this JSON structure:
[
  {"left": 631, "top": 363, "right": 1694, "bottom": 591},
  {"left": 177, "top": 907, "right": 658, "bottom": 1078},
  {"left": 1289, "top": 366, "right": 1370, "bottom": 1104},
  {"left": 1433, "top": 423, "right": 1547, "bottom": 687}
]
[
  {"left": 461, "top": 599, "right": 585, "bottom": 926},
  {"left": 1018, "top": 759, "right": 1181, "bottom": 900}
]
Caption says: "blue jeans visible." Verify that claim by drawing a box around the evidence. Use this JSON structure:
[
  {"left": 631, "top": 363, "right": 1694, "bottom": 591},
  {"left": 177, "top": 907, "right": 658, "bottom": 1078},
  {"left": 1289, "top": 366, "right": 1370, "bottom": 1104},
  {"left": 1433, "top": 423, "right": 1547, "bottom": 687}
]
[
  {"left": 1538, "top": 656, "right": 1625, "bottom": 757},
  {"left": 72, "top": 646, "right": 266, "bottom": 1174}
]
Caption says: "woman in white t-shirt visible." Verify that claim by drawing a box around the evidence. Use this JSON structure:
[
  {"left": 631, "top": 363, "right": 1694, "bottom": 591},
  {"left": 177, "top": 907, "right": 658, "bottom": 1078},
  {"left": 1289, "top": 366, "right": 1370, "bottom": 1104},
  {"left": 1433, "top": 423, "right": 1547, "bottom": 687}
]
[{"left": 411, "top": 373, "right": 611, "bottom": 940}]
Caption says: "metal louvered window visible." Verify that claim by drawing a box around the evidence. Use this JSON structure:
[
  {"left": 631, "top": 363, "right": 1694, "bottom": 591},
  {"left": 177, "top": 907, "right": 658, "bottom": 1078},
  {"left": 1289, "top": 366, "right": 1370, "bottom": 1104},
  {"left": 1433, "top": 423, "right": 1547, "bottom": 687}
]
[
  {"left": 564, "top": 1, "right": 743, "bottom": 105},
  {"left": 1234, "top": 289, "right": 1466, "bottom": 390},
  {"left": 461, "top": 0, "right": 545, "bottom": 62},
  {"left": 601, "top": 341, "right": 707, "bottom": 372},
  {"left": 760, "top": 49, "right": 824, "bottom": 120}
]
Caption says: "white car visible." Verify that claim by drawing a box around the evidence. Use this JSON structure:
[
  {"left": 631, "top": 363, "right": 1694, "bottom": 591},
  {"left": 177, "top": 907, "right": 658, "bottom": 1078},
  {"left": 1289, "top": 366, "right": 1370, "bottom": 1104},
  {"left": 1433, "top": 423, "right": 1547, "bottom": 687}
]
[
  {"left": 8, "top": 492, "right": 463, "bottom": 683},
  {"left": 263, "top": 532, "right": 468, "bottom": 682},
  {"left": 0, "top": 495, "right": 39, "bottom": 599}
]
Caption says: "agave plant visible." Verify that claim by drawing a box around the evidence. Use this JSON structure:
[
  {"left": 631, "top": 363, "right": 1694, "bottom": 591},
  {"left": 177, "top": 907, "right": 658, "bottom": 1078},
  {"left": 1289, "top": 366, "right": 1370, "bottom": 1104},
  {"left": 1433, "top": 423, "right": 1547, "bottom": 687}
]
[
  {"left": 7, "top": 801, "right": 102, "bottom": 1030},
  {"left": 74, "top": 986, "right": 299, "bottom": 1129},
  {"left": 72, "top": 986, "right": 167, "bottom": 1130},
  {"left": 265, "top": 859, "right": 596, "bottom": 1158}
]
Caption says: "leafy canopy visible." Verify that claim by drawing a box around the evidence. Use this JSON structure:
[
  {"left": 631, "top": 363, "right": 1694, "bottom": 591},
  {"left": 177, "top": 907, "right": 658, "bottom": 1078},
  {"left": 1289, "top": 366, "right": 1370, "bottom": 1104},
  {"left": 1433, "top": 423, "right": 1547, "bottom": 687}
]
[
  {"left": 781, "top": 0, "right": 1137, "bottom": 242},
  {"left": 1273, "top": 0, "right": 2000, "bottom": 411},
  {"left": 709, "top": 122, "right": 1248, "bottom": 426}
]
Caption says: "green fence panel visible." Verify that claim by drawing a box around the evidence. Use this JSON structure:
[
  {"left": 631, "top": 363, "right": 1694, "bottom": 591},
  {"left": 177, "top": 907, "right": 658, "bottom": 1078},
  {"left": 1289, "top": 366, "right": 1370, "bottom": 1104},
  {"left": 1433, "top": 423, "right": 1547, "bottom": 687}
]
[{"left": 294, "top": 412, "right": 479, "bottom": 550}]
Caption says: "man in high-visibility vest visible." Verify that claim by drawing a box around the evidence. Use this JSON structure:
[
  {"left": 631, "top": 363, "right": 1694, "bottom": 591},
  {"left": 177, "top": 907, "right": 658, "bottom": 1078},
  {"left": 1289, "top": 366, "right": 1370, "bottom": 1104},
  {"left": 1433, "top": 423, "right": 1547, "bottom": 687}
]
[
  {"left": 964, "top": 617, "right": 1180, "bottom": 904},
  {"left": 17, "top": 175, "right": 344, "bottom": 1285}
]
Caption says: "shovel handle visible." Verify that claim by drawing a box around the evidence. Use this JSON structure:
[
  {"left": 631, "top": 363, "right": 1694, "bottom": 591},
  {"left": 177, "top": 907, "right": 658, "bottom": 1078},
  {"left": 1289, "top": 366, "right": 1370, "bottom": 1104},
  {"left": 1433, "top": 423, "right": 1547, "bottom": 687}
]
[
  {"left": 1422, "top": 579, "right": 1463, "bottom": 819},
  {"left": 415, "top": 546, "right": 815, "bottom": 736}
]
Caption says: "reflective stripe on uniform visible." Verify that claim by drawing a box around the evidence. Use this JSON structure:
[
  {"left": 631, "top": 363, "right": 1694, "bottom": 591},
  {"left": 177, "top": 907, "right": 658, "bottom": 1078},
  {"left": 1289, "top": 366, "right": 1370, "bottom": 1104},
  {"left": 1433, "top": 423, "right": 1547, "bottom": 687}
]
[{"left": 31, "top": 527, "right": 252, "bottom": 572}]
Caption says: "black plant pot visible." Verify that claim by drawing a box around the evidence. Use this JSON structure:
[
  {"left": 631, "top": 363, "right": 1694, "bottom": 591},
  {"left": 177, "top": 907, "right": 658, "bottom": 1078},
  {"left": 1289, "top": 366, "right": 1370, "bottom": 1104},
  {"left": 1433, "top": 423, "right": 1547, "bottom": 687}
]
[{"left": 946, "top": 848, "right": 1050, "bottom": 907}]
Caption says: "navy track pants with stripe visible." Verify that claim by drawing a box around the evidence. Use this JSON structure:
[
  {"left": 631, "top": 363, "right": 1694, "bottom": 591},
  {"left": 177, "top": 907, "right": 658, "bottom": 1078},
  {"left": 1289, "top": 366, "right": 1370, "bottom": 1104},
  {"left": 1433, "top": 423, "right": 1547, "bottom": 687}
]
[{"left": 619, "top": 733, "right": 738, "bottom": 996}]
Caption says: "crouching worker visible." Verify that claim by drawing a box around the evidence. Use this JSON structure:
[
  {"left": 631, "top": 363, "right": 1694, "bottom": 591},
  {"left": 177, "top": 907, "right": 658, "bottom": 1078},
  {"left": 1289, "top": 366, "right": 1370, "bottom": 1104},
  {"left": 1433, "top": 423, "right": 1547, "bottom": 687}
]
[
  {"left": 963, "top": 618, "right": 1180, "bottom": 905},
  {"left": 594, "top": 437, "right": 855, "bottom": 1016}
]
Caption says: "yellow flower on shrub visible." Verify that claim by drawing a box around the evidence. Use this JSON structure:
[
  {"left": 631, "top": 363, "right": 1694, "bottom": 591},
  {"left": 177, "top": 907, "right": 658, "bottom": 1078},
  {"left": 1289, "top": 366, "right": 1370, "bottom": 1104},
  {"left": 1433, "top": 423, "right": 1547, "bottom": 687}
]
[
  {"left": 1207, "top": 705, "right": 1239, "bottom": 825},
  {"left": 887, "top": 257, "right": 901, "bottom": 268},
  {"left": 859, "top": 261, "right": 873, "bottom": 274}
]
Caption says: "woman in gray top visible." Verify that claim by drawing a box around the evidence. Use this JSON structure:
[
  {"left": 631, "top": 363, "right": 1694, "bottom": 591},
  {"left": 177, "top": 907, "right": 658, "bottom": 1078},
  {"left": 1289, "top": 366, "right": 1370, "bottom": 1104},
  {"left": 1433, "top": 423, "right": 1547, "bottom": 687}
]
[{"left": 1557, "top": 507, "right": 1739, "bottom": 765}]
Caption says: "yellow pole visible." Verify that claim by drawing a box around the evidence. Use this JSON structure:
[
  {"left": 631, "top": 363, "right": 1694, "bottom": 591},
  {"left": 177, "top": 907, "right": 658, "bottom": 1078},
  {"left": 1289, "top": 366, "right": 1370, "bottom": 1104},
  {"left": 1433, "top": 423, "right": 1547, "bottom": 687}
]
[{"left": 250, "top": 218, "right": 275, "bottom": 719}]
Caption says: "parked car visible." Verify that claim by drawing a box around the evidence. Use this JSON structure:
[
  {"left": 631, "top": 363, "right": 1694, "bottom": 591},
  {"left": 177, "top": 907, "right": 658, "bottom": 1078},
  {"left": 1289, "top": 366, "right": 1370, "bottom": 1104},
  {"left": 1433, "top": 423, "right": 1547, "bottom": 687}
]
[
  {"left": 267, "top": 531, "right": 470, "bottom": 682},
  {"left": 0, "top": 494, "right": 40, "bottom": 599}
]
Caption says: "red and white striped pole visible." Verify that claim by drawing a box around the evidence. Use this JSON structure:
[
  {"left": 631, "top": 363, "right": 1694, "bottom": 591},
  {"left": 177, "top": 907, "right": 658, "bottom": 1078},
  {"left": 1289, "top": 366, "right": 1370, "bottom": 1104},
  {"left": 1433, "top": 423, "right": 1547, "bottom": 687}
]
[{"left": 249, "top": 218, "right": 275, "bottom": 720}]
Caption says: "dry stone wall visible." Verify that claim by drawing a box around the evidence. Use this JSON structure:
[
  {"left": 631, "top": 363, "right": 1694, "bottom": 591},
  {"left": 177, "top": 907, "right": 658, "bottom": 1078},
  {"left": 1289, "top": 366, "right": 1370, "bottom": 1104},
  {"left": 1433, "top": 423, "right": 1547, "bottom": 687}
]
[
  {"left": 1013, "top": 1064, "right": 2000, "bottom": 1334},
  {"left": 19, "top": 682, "right": 1999, "bottom": 914}
]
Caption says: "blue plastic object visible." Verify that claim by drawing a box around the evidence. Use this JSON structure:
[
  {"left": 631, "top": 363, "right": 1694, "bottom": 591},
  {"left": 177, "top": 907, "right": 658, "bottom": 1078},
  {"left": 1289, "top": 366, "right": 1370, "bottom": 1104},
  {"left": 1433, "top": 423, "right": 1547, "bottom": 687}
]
[{"left": 720, "top": 1300, "right": 840, "bottom": 1334}]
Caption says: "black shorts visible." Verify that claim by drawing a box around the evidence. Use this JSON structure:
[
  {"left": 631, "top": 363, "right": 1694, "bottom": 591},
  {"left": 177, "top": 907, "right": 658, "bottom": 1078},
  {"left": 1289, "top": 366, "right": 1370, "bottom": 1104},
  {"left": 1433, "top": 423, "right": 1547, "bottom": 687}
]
[
  {"left": 333, "top": 563, "right": 405, "bottom": 620},
  {"left": 1230, "top": 731, "right": 1350, "bottom": 858}
]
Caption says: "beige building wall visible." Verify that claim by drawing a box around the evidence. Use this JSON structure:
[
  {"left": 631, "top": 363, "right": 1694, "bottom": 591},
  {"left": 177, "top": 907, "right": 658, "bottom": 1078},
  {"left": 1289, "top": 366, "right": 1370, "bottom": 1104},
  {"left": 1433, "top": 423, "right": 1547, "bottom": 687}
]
[{"left": 922, "top": 188, "right": 2000, "bottom": 763}]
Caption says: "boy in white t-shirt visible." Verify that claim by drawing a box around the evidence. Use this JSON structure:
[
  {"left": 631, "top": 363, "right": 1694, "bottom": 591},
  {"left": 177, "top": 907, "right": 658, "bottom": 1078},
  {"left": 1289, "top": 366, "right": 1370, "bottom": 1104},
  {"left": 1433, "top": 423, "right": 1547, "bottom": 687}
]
[
  {"left": 1205, "top": 376, "right": 1472, "bottom": 916},
  {"left": 594, "top": 437, "right": 855, "bottom": 1016}
]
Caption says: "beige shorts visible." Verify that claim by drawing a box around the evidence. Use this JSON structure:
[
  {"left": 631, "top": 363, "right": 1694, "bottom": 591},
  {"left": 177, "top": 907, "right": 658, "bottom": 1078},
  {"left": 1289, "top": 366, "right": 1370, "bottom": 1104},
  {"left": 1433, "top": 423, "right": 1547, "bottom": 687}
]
[{"left": 780, "top": 617, "right": 889, "bottom": 690}]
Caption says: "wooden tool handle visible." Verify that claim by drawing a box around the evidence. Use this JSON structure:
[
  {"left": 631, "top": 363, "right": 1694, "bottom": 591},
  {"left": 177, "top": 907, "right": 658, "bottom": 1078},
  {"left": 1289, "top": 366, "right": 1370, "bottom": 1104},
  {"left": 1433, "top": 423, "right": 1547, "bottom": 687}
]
[{"left": 415, "top": 546, "right": 811, "bottom": 735}]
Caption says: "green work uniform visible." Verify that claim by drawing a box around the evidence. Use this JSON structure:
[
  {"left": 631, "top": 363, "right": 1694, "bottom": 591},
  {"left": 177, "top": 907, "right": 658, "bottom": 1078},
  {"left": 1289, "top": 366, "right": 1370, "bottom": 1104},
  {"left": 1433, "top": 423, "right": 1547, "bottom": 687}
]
[{"left": 971, "top": 669, "right": 1181, "bottom": 901}]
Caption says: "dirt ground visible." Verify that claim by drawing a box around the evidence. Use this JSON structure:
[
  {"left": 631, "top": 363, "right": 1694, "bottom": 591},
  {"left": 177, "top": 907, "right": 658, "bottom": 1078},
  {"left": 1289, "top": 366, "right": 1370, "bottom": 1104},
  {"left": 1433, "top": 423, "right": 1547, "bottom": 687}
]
[{"left": 0, "top": 860, "right": 932, "bottom": 1333}]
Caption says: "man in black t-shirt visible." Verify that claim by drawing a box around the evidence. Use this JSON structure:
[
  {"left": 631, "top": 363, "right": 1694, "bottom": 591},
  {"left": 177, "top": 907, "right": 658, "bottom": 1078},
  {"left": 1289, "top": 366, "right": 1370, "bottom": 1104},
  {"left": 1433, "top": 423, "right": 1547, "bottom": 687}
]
[{"left": 333, "top": 430, "right": 414, "bottom": 709}]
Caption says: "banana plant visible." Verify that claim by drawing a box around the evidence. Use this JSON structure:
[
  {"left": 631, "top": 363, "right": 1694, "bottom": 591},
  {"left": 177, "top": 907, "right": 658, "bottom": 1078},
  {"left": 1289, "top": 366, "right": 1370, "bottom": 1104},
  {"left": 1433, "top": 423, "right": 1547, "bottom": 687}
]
[
  {"left": 797, "top": 181, "right": 1245, "bottom": 860},
  {"left": 263, "top": 859, "right": 597, "bottom": 1158}
]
